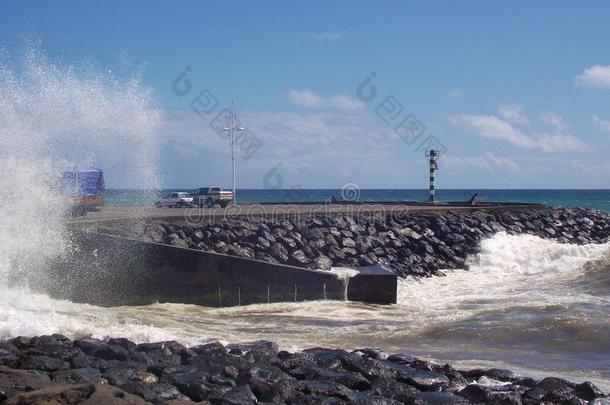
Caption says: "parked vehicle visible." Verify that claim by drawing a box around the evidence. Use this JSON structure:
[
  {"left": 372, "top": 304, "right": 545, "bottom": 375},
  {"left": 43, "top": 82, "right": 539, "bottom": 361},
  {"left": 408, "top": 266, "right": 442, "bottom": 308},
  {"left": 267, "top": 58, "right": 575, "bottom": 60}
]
[
  {"left": 192, "top": 186, "right": 233, "bottom": 208},
  {"left": 59, "top": 168, "right": 105, "bottom": 215},
  {"left": 154, "top": 192, "right": 194, "bottom": 208}
]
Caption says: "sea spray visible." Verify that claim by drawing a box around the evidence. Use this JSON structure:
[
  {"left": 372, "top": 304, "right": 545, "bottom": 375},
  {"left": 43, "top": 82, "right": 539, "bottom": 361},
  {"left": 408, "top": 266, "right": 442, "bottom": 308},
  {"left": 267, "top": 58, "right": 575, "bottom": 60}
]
[{"left": 0, "top": 46, "right": 162, "bottom": 331}]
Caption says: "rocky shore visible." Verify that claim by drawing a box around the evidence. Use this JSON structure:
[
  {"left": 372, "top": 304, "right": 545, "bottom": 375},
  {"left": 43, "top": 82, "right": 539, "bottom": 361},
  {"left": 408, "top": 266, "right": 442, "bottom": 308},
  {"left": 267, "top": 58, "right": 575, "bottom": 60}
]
[
  {"left": 98, "top": 207, "right": 610, "bottom": 278},
  {"left": 0, "top": 335, "right": 607, "bottom": 404}
]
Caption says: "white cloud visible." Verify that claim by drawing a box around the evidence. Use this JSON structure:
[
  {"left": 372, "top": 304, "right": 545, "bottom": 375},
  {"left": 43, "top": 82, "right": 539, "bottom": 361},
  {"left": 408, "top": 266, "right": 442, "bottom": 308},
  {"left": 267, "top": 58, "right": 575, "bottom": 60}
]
[
  {"left": 448, "top": 89, "right": 463, "bottom": 98},
  {"left": 575, "top": 65, "right": 610, "bottom": 89},
  {"left": 287, "top": 89, "right": 365, "bottom": 111},
  {"left": 444, "top": 152, "right": 520, "bottom": 172},
  {"left": 449, "top": 114, "right": 589, "bottom": 153},
  {"left": 448, "top": 114, "right": 534, "bottom": 148},
  {"left": 328, "top": 94, "right": 366, "bottom": 111},
  {"left": 539, "top": 112, "right": 566, "bottom": 132},
  {"left": 313, "top": 32, "right": 344, "bottom": 41},
  {"left": 498, "top": 102, "right": 528, "bottom": 125},
  {"left": 593, "top": 114, "right": 610, "bottom": 133},
  {"left": 287, "top": 89, "right": 323, "bottom": 108}
]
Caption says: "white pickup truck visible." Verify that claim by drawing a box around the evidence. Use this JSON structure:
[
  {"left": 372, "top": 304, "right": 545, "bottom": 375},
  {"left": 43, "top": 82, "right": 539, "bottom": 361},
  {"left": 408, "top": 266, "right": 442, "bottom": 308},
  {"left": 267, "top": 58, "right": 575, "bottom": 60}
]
[
  {"left": 192, "top": 186, "right": 234, "bottom": 208},
  {"left": 154, "top": 192, "right": 194, "bottom": 208}
]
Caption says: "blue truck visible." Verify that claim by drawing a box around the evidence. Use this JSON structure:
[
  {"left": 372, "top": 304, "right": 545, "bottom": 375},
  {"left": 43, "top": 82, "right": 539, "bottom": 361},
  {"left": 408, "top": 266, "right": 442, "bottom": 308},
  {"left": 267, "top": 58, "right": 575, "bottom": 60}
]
[{"left": 60, "top": 168, "right": 105, "bottom": 215}]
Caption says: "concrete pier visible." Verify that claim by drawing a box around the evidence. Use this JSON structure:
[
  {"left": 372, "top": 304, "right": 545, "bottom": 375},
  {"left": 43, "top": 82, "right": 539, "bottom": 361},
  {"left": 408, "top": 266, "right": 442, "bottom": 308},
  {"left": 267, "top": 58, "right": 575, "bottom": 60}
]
[
  {"left": 53, "top": 202, "right": 553, "bottom": 308},
  {"left": 72, "top": 202, "right": 545, "bottom": 225},
  {"left": 41, "top": 229, "right": 397, "bottom": 307}
]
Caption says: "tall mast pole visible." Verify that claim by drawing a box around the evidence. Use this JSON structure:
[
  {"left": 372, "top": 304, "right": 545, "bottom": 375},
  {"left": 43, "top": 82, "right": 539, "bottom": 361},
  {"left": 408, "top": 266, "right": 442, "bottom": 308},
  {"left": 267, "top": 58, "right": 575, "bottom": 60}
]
[{"left": 231, "top": 99, "right": 236, "bottom": 204}]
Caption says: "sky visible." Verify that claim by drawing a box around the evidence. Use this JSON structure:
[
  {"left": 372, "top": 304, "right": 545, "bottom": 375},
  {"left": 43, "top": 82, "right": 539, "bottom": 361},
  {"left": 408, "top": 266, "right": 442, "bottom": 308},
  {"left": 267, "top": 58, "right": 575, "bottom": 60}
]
[{"left": 2, "top": 1, "right": 610, "bottom": 189}]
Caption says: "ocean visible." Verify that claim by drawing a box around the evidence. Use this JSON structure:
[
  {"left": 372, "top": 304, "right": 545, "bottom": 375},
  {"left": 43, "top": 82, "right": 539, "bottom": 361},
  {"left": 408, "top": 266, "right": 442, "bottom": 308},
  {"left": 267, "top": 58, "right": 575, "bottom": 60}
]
[
  {"left": 106, "top": 188, "right": 610, "bottom": 212},
  {"left": 3, "top": 232, "right": 609, "bottom": 390}
]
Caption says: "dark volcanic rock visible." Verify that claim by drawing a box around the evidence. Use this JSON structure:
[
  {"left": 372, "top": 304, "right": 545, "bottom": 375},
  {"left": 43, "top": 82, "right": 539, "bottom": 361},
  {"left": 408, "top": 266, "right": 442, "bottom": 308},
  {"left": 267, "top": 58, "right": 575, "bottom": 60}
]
[
  {"left": 3, "top": 383, "right": 150, "bottom": 405},
  {"left": 457, "top": 383, "right": 523, "bottom": 404},
  {"left": 1, "top": 336, "right": 607, "bottom": 404},
  {"left": 0, "top": 366, "right": 54, "bottom": 400}
]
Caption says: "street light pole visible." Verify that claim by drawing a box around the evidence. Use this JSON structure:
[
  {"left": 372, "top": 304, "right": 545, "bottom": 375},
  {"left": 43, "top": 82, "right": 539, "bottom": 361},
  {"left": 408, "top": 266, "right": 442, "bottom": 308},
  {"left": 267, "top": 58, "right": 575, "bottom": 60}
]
[{"left": 224, "top": 99, "right": 244, "bottom": 205}]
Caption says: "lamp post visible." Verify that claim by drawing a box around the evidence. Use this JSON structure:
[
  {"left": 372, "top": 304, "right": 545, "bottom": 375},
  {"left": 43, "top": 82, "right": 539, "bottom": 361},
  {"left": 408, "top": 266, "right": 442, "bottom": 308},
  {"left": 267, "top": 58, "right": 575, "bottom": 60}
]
[
  {"left": 425, "top": 149, "right": 439, "bottom": 202},
  {"left": 223, "top": 99, "right": 244, "bottom": 205}
]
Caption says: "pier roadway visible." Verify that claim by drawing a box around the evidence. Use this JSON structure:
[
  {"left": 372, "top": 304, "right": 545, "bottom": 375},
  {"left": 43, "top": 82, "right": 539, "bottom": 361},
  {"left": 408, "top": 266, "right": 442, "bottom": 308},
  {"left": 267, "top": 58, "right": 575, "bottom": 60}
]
[{"left": 71, "top": 202, "right": 545, "bottom": 225}]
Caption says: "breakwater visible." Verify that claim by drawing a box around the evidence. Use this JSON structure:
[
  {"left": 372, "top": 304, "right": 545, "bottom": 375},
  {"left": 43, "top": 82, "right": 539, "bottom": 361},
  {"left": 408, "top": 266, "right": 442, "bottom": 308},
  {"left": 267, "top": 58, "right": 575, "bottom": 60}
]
[
  {"left": 95, "top": 206, "right": 610, "bottom": 278},
  {"left": 0, "top": 335, "right": 606, "bottom": 404}
]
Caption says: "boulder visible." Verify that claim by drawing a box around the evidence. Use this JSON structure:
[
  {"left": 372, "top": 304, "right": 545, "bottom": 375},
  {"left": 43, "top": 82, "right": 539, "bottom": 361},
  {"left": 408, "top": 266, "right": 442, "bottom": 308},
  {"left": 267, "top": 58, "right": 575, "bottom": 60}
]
[
  {"left": 290, "top": 250, "right": 312, "bottom": 266},
  {"left": 314, "top": 255, "right": 333, "bottom": 270},
  {"left": 222, "top": 384, "right": 258, "bottom": 404},
  {"left": 457, "top": 383, "right": 523, "bottom": 404},
  {"left": 575, "top": 381, "right": 606, "bottom": 401},
  {"left": 4, "top": 383, "right": 151, "bottom": 405},
  {"left": 269, "top": 242, "right": 289, "bottom": 263},
  {"left": 0, "top": 366, "right": 54, "bottom": 400},
  {"left": 303, "top": 380, "right": 357, "bottom": 402}
]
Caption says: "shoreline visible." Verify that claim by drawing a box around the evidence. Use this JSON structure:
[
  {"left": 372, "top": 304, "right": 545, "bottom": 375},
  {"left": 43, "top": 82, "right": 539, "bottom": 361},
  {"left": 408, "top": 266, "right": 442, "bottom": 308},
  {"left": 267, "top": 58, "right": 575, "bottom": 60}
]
[{"left": 0, "top": 335, "right": 607, "bottom": 404}]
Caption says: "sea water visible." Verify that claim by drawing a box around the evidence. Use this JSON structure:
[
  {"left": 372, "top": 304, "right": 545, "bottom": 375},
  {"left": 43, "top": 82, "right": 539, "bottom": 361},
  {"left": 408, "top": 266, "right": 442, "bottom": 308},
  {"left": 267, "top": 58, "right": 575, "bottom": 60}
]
[{"left": 105, "top": 189, "right": 610, "bottom": 213}]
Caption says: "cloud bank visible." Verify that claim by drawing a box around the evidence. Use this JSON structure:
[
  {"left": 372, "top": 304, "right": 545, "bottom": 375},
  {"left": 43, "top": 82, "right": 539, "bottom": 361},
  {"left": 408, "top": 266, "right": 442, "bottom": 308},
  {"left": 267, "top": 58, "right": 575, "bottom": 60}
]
[
  {"left": 287, "top": 89, "right": 365, "bottom": 111},
  {"left": 449, "top": 111, "right": 588, "bottom": 153}
]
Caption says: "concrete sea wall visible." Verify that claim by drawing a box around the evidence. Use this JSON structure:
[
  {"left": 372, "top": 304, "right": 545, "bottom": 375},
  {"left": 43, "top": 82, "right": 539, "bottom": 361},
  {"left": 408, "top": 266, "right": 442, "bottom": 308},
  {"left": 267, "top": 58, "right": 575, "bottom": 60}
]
[{"left": 39, "top": 231, "right": 396, "bottom": 307}]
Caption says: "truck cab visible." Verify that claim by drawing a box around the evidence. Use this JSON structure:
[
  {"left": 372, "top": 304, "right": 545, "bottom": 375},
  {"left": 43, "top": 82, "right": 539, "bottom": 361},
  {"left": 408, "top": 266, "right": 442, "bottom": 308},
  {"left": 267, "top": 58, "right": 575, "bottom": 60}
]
[{"left": 192, "top": 186, "right": 234, "bottom": 208}]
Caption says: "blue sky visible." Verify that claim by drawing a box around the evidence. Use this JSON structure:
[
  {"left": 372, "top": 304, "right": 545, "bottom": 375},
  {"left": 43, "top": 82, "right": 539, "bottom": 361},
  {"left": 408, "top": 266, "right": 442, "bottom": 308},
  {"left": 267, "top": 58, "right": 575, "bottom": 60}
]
[{"left": 2, "top": 1, "right": 610, "bottom": 189}]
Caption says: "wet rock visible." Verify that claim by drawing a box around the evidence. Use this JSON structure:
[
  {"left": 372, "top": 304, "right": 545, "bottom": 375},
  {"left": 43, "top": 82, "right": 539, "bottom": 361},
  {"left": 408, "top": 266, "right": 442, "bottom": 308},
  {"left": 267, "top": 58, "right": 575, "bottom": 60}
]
[
  {"left": 238, "top": 366, "right": 301, "bottom": 402},
  {"left": 226, "top": 341, "right": 279, "bottom": 366},
  {"left": 222, "top": 384, "right": 258, "bottom": 404},
  {"left": 105, "top": 368, "right": 138, "bottom": 386},
  {"left": 123, "top": 381, "right": 189, "bottom": 403},
  {"left": 575, "top": 380, "right": 606, "bottom": 401},
  {"left": 457, "top": 383, "right": 523, "bottom": 404},
  {"left": 0, "top": 345, "right": 19, "bottom": 368},
  {"left": 341, "top": 354, "right": 405, "bottom": 381},
  {"left": 0, "top": 366, "right": 53, "bottom": 399},
  {"left": 51, "top": 367, "right": 104, "bottom": 384},
  {"left": 303, "top": 380, "right": 357, "bottom": 402},
  {"left": 290, "top": 250, "right": 311, "bottom": 266},
  {"left": 4, "top": 383, "right": 150, "bottom": 405},
  {"left": 403, "top": 370, "right": 451, "bottom": 391},
  {"left": 479, "top": 368, "right": 516, "bottom": 382},
  {"left": 368, "top": 377, "right": 419, "bottom": 400},
  {"left": 19, "top": 355, "right": 70, "bottom": 372},
  {"left": 314, "top": 369, "right": 370, "bottom": 391},
  {"left": 269, "top": 242, "right": 289, "bottom": 263},
  {"left": 74, "top": 338, "right": 130, "bottom": 361},
  {"left": 313, "top": 255, "right": 333, "bottom": 270},
  {"left": 418, "top": 391, "right": 471, "bottom": 404},
  {"left": 108, "top": 338, "right": 137, "bottom": 352}
]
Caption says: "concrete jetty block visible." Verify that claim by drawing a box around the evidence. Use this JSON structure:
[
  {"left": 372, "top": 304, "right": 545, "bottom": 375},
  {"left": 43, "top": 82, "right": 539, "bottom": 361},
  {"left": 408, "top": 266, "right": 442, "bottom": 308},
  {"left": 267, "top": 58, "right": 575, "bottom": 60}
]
[
  {"left": 41, "top": 230, "right": 397, "bottom": 307},
  {"left": 347, "top": 265, "right": 397, "bottom": 305}
]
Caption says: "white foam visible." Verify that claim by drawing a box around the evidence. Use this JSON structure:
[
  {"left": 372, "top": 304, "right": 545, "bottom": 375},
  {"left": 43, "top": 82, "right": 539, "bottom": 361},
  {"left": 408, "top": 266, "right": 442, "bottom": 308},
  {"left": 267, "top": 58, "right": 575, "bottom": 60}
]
[{"left": 396, "top": 232, "right": 610, "bottom": 321}]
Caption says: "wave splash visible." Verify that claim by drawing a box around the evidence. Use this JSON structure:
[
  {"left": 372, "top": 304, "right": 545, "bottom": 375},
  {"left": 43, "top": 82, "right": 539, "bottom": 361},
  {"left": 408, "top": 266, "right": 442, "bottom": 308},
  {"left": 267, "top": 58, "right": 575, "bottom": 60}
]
[
  {"left": 0, "top": 45, "right": 162, "bottom": 335},
  {"left": 0, "top": 46, "right": 162, "bottom": 285}
]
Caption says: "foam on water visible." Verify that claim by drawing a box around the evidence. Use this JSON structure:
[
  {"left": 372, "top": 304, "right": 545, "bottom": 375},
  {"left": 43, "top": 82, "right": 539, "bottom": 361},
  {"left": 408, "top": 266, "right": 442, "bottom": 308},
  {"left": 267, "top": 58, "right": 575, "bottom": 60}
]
[{"left": 396, "top": 231, "right": 610, "bottom": 327}]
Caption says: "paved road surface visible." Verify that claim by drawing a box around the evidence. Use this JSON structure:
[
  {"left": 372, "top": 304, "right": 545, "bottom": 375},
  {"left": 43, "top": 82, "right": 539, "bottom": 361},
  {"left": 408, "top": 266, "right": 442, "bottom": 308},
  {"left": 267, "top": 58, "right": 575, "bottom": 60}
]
[{"left": 70, "top": 202, "right": 545, "bottom": 225}]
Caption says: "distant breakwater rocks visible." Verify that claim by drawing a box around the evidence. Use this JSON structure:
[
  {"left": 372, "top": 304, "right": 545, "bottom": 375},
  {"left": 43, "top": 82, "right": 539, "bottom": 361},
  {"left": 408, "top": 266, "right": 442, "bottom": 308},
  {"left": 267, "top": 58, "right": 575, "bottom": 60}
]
[
  {"left": 0, "top": 335, "right": 607, "bottom": 404},
  {"left": 98, "top": 207, "right": 610, "bottom": 278}
]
